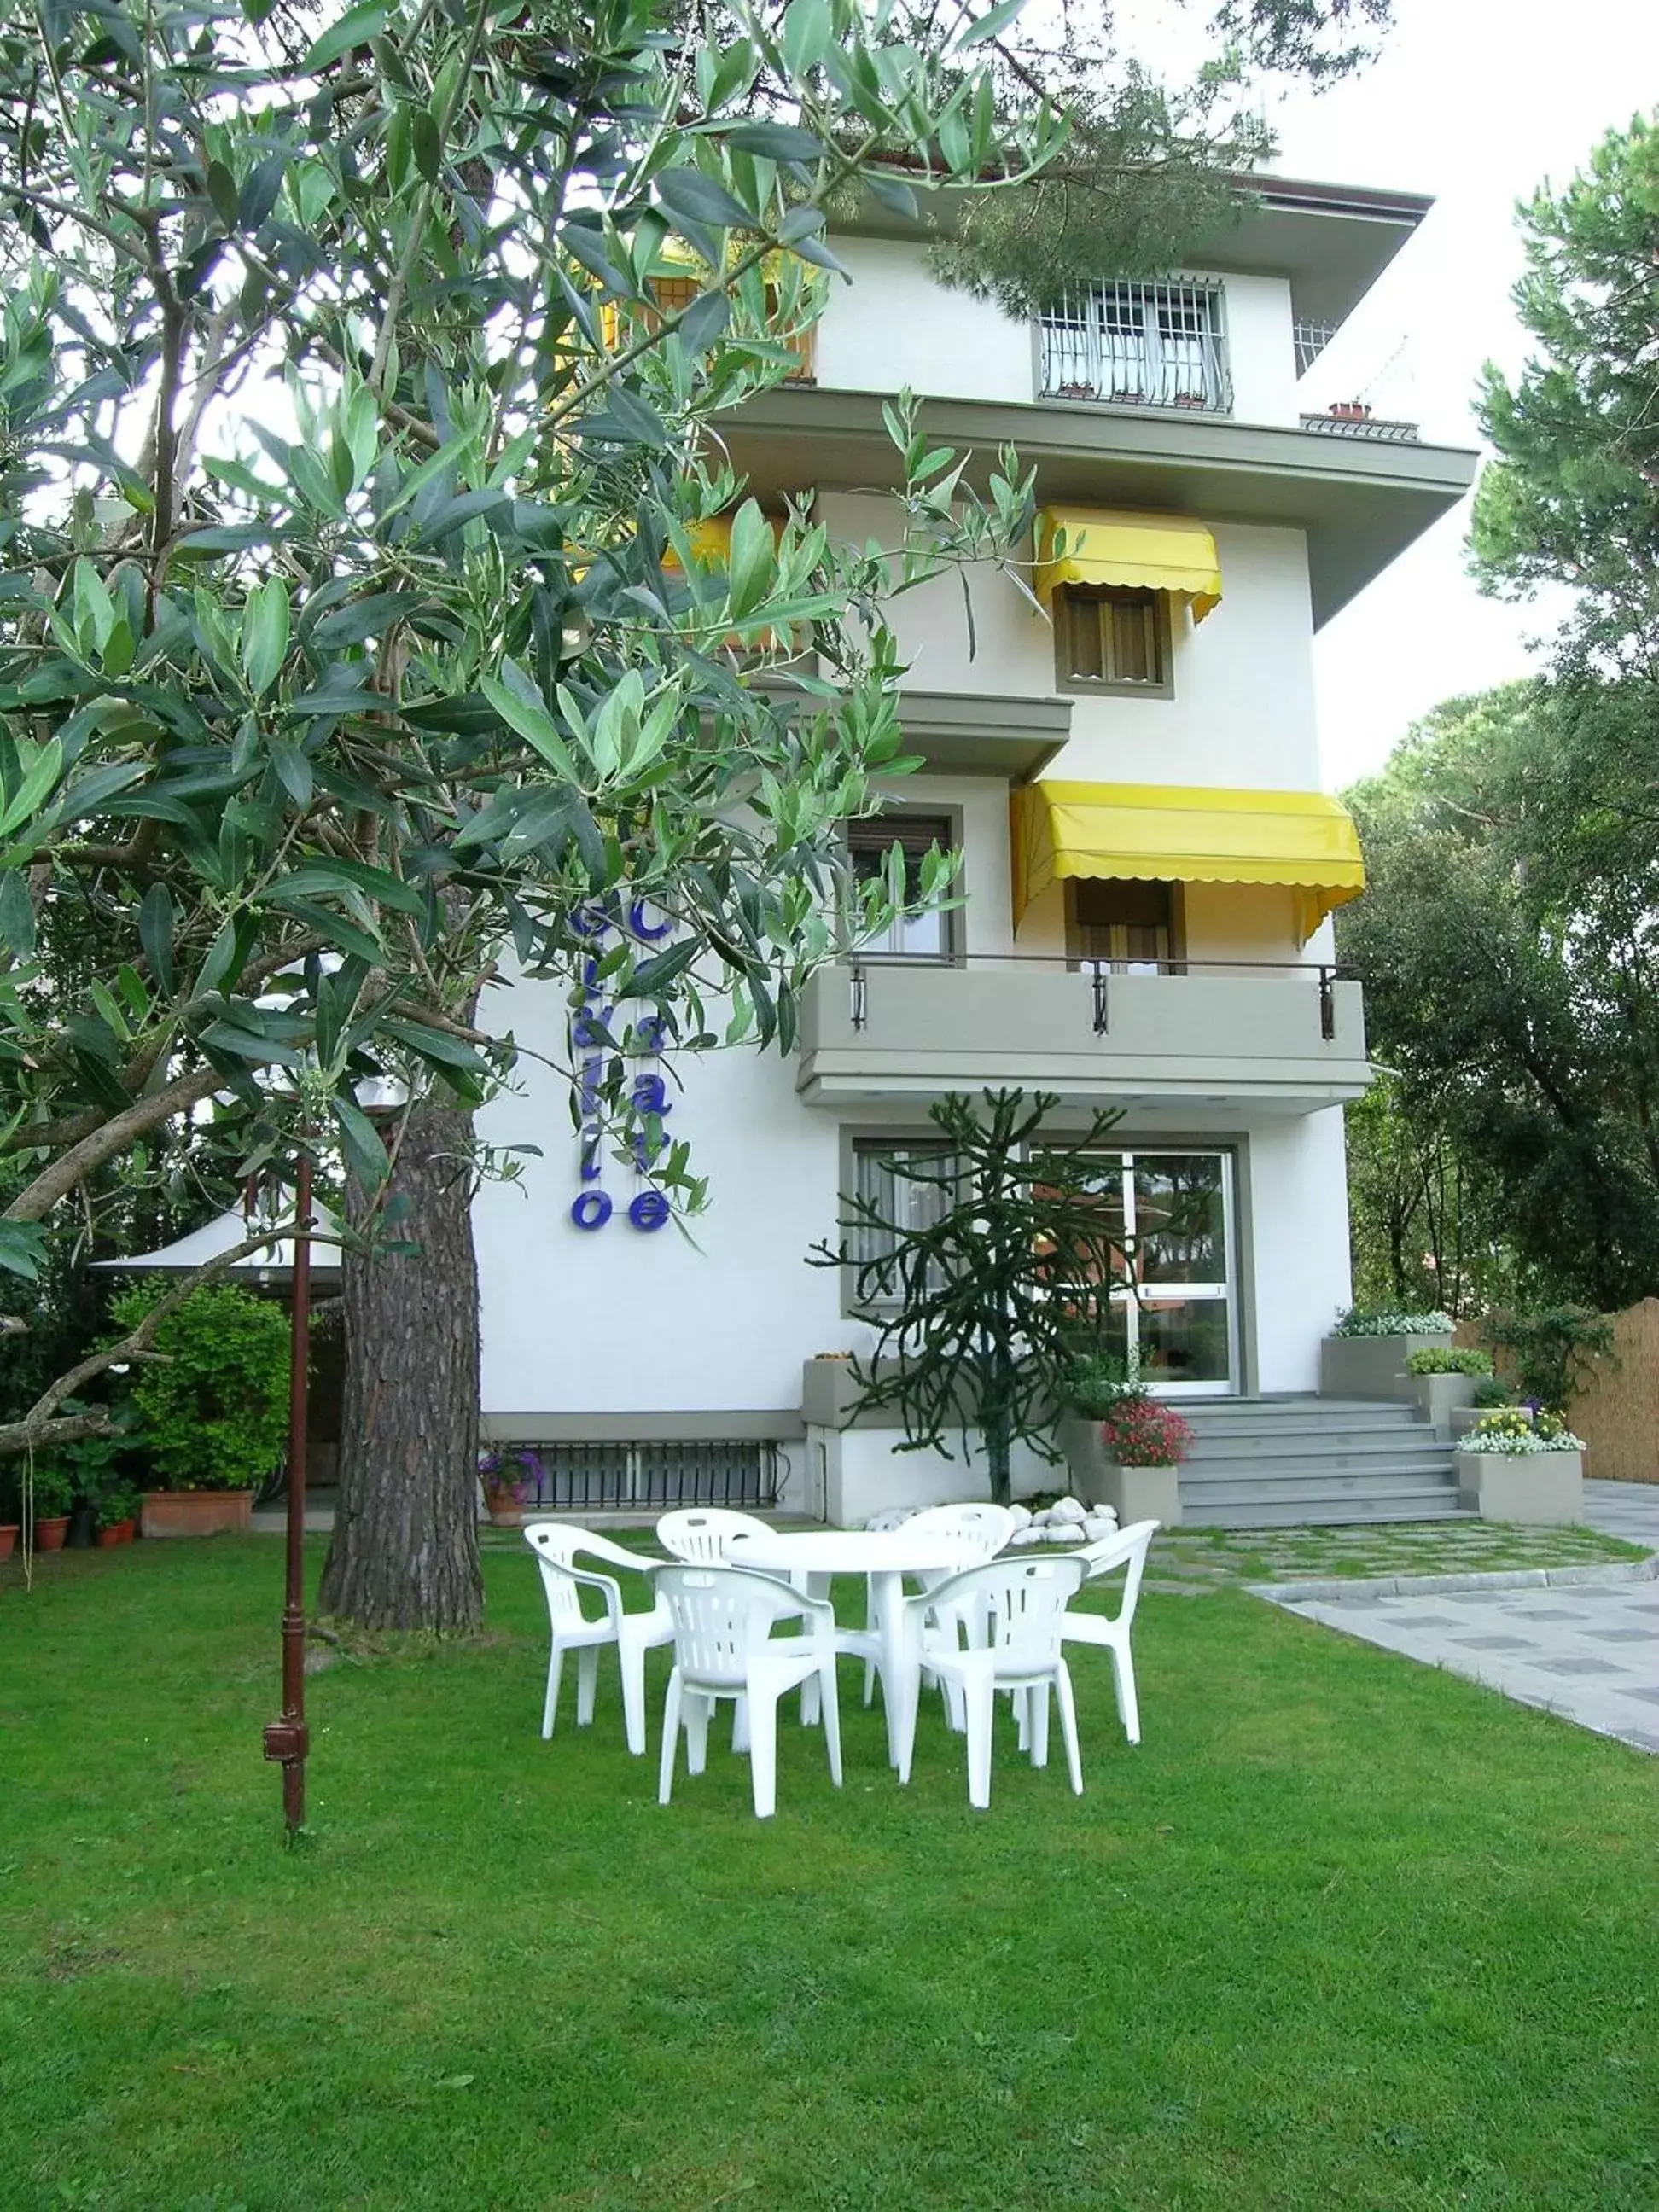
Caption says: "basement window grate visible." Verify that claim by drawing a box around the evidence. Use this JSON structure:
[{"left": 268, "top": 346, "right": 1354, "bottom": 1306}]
[{"left": 515, "top": 1439, "right": 781, "bottom": 1512}]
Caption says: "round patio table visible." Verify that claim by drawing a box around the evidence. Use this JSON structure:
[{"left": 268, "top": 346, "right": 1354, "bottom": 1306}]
[{"left": 724, "top": 1526, "right": 983, "bottom": 1773}]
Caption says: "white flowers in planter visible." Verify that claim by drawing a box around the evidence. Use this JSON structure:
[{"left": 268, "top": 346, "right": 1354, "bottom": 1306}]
[
  {"left": 1331, "top": 1306, "right": 1453, "bottom": 1338},
  {"left": 1459, "top": 1409, "right": 1585, "bottom": 1457}
]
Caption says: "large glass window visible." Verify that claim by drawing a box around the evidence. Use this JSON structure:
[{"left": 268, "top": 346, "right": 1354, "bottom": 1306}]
[{"left": 1074, "top": 1150, "right": 1234, "bottom": 1391}]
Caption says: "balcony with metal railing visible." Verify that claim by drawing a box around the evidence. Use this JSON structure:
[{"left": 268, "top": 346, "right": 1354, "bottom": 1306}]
[
  {"left": 1038, "top": 281, "right": 1232, "bottom": 415},
  {"left": 795, "top": 952, "right": 1369, "bottom": 1116},
  {"left": 1300, "top": 407, "right": 1420, "bottom": 444}
]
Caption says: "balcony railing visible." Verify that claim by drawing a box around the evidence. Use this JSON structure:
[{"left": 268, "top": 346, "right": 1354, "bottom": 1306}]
[
  {"left": 1039, "top": 282, "right": 1231, "bottom": 414},
  {"left": 1294, "top": 321, "right": 1340, "bottom": 376},
  {"left": 797, "top": 952, "right": 1369, "bottom": 1115},
  {"left": 1300, "top": 410, "right": 1419, "bottom": 444},
  {"left": 847, "top": 953, "right": 1347, "bottom": 1042}
]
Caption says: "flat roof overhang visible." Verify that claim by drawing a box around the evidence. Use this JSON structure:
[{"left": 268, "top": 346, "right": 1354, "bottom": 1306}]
[
  {"left": 723, "top": 387, "right": 1479, "bottom": 628},
  {"left": 838, "top": 170, "right": 1434, "bottom": 330}
]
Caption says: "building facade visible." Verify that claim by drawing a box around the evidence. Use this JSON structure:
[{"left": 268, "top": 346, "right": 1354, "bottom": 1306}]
[{"left": 472, "top": 177, "right": 1478, "bottom": 1521}]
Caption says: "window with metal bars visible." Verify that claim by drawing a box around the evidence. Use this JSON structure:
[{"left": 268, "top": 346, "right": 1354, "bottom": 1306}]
[
  {"left": 1053, "top": 586, "right": 1171, "bottom": 695},
  {"left": 1039, "top": 281, "right": 1231, "bottom": 412},
  {"left": 514, "top": 1440, "right": 781, "bottom": 1511}
]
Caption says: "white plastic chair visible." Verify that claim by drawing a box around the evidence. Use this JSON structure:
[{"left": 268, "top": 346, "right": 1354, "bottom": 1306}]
[
  {"left": 655, "top": 1507, "right": 815, "bottom": 1736},
  {"left": 655, "top": 1564, "right": 843, "bottom": 1819},
  {"left": 522, "top": 1522, "right": 674, "bottom": 1756},
  {"left": 1054, "top": 1518, "right": 1159, "bottom": 1748},
  {"left": 898, "top": 1552, "right": 1088, "bottom": 1809},
  {"left": 863, "top": 1502, "right": 1017, "bottom": 1712},
  {"left": 655, "top": 1507, "right": 777, "bottom": 1563}
]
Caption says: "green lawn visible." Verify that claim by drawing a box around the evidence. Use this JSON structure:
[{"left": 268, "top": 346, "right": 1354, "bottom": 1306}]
[{"left": 3, "top": 1540, "right": 1656, "bottom": 2212}]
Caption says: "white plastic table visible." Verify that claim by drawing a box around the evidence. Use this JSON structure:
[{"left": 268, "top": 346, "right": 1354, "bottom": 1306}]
[{"left": 725, "top": 1526, "right": 981, "bottom": 1773}]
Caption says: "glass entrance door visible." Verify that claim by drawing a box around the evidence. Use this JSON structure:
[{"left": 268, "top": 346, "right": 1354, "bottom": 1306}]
[{"left": 1083, "top": 1150, "right": 1236, "bottom": 1394}]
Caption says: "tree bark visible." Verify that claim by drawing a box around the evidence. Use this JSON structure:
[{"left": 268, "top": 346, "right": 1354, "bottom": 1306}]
[{"left": 319, "top": 1095, "right": 484, "bottom": 1633}]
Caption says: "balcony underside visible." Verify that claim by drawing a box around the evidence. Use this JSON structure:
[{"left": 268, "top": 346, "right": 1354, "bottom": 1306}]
[
  {"left": 724, "top": 387, "right": 1477, "bottom": 628},
  {"left": 795, "top": 963, "right": 1371, "bottom": 1120}
]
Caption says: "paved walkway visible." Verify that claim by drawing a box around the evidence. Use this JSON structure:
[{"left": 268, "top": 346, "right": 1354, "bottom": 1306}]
[{"left": 1275, "top": 1481, "right": 1659, "bottom": 1755}]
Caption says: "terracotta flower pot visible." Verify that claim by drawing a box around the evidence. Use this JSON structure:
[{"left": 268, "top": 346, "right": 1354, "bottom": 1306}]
[
  {"left": 485, "top": 1492, "right": 524, "bottom": 1528},
  {"left": 36, "top": 1516, "right": 71, "bottom": 1552},
  {"left": 96, "top": 1525, "right": 123, "bottom": 1550},
  {"left": 119, "top": 1519, "right": 137, "bottom": 1544},
  {"left": 140, "top": 1489, "right": 255, "bottom": 1539},
  {"left": 0, "top": 1524, "right": 17, "bottom": 1562}
]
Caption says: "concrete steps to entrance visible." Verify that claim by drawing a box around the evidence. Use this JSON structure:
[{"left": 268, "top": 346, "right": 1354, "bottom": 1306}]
[{"left": 1177, "top": 1396, "right": 1465, "bottom": 1528}]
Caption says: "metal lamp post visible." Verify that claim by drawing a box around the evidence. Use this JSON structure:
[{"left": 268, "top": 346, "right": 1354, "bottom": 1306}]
[{"left": 262, "top": 1148, "right": 314, "bottom": 1837}]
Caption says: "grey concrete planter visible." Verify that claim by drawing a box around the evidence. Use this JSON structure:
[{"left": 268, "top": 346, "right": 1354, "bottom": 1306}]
[
  {"left": 1319, "top": 1332, "right": 1453, "bottom": 1401},
  {"left": 1454, "top": 1447, "right": 1583, "bottom": 1525},
  {"left": 1409, "top": 1371, "right": 1478, "bottom": 1437},
  {"left": 1060, "top": 1415, "right": 1182, "bottom": 1525}
]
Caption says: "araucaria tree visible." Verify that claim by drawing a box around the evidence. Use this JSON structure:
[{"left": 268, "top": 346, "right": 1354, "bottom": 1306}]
[{"left": 810, "top": 1089, "right": 1130, "bottom": 1505}]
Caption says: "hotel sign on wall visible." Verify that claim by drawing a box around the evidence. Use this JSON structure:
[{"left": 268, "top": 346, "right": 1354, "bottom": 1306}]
[{"left": 568, "top": 899, "right": 673, "bottom": 1236}]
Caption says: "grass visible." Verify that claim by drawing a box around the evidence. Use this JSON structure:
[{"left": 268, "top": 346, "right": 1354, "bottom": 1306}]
[{"left": 3, "top": 1539, "right": 1656, "bottom": 2212}]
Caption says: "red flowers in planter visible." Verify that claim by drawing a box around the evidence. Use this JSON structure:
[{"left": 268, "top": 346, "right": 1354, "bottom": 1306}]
[{"left": 1098, "top": 1394, "right": 1194, "bottom": 1469}]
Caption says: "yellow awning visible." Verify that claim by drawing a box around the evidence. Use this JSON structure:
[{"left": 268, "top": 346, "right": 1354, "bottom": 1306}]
[
  {"left": 1034, "top": 509, "right": 1223, "bottom": 622},
  {"left": 1012, "top": 780, "right": 1365, "bottom": 943}
]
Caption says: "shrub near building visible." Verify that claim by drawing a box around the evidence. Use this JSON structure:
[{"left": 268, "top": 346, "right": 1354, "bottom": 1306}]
[{"left": 111, "top": 1285, "right": 290, "bottom": 1529}]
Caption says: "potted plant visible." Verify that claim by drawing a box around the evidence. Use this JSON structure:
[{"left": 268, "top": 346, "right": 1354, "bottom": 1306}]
[
  {"left": 1172, "top": 390, "right": 1209, "bottom": 409},
  {"left": 1329, "top": 400, "right": 1371, "bottom": 422},
  {"left": 1404, "top": 1346, "right": 1493, "bottom": 1436},
  {"left": 1109, "top": 387, "right": 1146, "bottom": 405},
  {"left": 95, "top": 1481, "right": 143, "bottom": 1547},
  {"left": 478, "top": 1447, "right": 538, "bottom": 1527},
  {"left": 1454, "top": 1408, "right": 1586, "bottom": 1524},
  {"left": 28, "top": 1464, "right": 75, "bottom": 1551},
  {"left": 1085, "top": 1392, "right": 1192, "bottom": 1524},
  {"left": 110, "top": 1282, "right": 289, "bottom": 1538},
  {"left": 0, "top": 1465, "right": 18, "bottom": 1562},
  {"left": 1054, "top": 380, "right": 1097, "bottom": 400},
  {"left": 1319, "top": 1307, "right": 1453, "bottom": 1400}
]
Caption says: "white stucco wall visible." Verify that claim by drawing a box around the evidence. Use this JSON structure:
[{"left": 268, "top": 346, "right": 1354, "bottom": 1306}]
[
  {"left": 1244, "top": 1109, "right": 1353, "bottom": 1392},
  {"left": 1220, "top": 272, "right": 1299, "bottom": 425},
  {"left": 474, "top": 969, "right": 849, "bottom": 1418},
  {"left": 814, "top": 236, "right": 1303, "bottom": 426},
  {"left": 814, "top": 236, "right": 1034, "bottom": 404},
  {"left": 822, "top": 493, "right": 1321, "bottom": 795}
]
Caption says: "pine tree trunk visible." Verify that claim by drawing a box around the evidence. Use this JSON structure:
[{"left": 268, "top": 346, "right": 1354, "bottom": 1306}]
[{"left": 319, "top": 1096, "right": 484, "bottom": 1633}]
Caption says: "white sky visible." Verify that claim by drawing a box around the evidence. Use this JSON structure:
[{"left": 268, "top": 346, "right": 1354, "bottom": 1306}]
[{"left": 1254, "top": 0, "right": 1659, "bottom": 788}]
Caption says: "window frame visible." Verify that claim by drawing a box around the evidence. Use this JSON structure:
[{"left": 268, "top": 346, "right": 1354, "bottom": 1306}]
[
  {"left": 1065, "top": 877, "right": 1185, "bottom": 972},
  {"left": 1051, "top": 585, "right": 1176, "bottom": 700},
  {"left": 840, "top": 1132, "right": 963, "bottom": 1317},
  {"left": 845, "top": 804, "right": 965, "bottom": 964}
]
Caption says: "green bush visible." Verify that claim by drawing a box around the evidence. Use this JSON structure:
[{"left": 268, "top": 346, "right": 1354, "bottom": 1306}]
[
  {"left": 1484, "top": 1306, "right": 1615, "bottom": 1416},
  {"left": 24, "top": 1464, "right": 74, "bottom": 1518},
  {"left": 1471, "top": 1377, "right": 1514, "bottom": 1408},
  {"left": 110, "top": 1284, "right": 290, "bottom": 1493},
  {"left": 1066, "top": 1352, "right": 1143, "bottom": 1420},
  {"left": 1406, "top": 1347, "right": 1494, "bottom": 1377},
  {"left": 1332, "top": 1307, "right": 1452, "bottom": 1338},
  {"left": 94, "top": 1480, "right": 143, "bottom": 1531}
]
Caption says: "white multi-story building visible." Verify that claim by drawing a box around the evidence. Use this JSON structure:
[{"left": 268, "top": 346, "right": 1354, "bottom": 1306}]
[{"left": 473, "top": 177, "right": 1477, "bottom": 1525}]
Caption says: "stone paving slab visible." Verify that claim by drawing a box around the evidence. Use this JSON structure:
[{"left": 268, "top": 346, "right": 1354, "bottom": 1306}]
[{"left": 1276, "top": 1578, "right": 1659, "bottom": 1754}]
